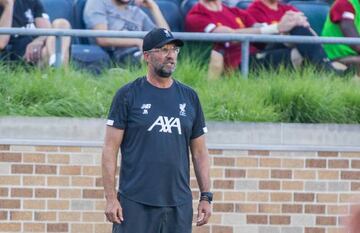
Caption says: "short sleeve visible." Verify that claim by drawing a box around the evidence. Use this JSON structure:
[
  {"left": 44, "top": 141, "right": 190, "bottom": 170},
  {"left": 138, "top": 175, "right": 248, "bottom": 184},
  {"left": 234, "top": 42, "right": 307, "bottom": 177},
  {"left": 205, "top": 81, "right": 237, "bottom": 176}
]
[
  {"left": 83, "top": 0, "right": 108, "bottom": 29},
  {"left": 106, "top": 87, "right": 130, "bottom": 129},
  {"left": 330, "top": 0, "right": 355, "bottom": 23},
  {"left": 191, "top": 92, "right": 207, "bottom": 139},
  {"left": 33, "top": 0, "right": 47, "bottom": 19}
]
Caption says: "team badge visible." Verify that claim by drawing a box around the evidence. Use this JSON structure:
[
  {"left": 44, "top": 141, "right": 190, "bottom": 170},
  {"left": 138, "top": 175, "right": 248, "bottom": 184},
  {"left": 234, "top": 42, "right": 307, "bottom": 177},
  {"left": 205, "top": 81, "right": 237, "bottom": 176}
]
[{"left": 179, "top": 103, "right": 186, "bottom": 116}]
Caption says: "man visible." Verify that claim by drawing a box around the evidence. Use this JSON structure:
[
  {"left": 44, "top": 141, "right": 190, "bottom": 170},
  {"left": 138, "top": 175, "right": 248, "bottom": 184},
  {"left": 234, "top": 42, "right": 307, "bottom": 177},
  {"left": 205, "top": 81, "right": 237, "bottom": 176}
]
[
  {"left": 84, "top": 0, "right": 169, "bottom": 66},
  {"left": 102, "top": 28, "right": 212, "bottom": 233},
  {"left": 0, "top": 0, "right": 71, "bottom": 66},
  {"left": 185, "top": 0, "right": 346, "bottom": 79},
  {"left": 322, "top": 0, "right": 360, "bottom": 77}
]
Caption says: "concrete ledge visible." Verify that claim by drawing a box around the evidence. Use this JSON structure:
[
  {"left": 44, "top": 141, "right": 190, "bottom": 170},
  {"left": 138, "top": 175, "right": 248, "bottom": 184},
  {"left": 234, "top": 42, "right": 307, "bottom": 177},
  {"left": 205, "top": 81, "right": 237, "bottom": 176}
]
[{"left": 1, "top": 117, "right": 360, "bottom": 151}]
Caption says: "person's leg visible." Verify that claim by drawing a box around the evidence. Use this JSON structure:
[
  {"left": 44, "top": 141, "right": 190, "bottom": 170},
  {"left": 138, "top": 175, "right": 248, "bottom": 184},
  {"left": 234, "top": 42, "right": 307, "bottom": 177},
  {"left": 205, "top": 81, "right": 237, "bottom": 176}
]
[
  {"left": 208, "top": 50, "right": 224, "bottom": 80},
  {"left": 335, "top": 56, "right": 360, "bottom": 80},
  {"left": 289, "top": 26, "right": 329, "bottom": 65},
  {"left": 112, "top": 195, "right": 164, "bottom": 233},
  {"left": 289, "top": 26, "right": 348, "bottom": 74},
  {"left": 251, "top": 47, "right": 293, "bottom": 70},
  {"left": 42, "top": 18, "right": 71, "bottom": 66},
  {"left": 161, "top": 202, "right": 193, "bottom": 233}
]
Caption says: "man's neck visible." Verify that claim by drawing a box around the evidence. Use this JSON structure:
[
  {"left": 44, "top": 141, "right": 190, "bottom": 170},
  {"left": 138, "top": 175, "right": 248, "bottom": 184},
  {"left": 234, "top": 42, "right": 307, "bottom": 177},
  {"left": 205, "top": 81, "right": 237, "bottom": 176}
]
[
  {"left": 146, "top": 73, "right": 173, "bottom": 89},
  {"left": 261, "top": 0, "right": 278, "bottom": 10},
  {"left": 200, "top": 0, "right": 223, "bottom": 11}
]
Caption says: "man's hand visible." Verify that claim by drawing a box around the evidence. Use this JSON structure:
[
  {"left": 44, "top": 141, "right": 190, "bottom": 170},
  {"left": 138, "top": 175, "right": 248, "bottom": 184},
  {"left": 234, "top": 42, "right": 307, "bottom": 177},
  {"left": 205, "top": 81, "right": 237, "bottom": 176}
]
[
  {"left": 196, "top": 200, "right": 211, "bottom": 226},
  {"left": 105, "top": 198, "right": 124, "bottom": 224},
  {"left": 278, "top": 11, "right": 309, "bottom": 33},
  {"left": 134, "top": 0, "right": 158, "bottom": 10},
  {"left": 24, "top": 40, "right": 45, "bottom": 63}
]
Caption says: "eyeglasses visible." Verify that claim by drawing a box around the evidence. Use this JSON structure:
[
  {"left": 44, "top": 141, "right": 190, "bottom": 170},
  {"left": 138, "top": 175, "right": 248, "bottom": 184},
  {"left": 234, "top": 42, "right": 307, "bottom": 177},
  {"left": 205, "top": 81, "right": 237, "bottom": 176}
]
[{"left": 147, "top": 46, "right": 180, "bottom": 55}]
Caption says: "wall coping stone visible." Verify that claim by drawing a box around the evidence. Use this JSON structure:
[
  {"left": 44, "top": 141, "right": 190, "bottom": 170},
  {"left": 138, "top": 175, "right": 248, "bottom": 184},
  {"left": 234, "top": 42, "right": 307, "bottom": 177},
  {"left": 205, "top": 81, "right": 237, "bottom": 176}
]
[{"left": 1, "top": 116, "right": 360, "bottom": 151}]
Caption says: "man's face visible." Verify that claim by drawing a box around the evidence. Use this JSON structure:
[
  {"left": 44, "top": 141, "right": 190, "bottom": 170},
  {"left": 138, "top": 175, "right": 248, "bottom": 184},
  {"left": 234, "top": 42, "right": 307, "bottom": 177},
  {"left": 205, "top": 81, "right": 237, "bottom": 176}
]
[{"left": 145, "top": 43, "right": 180, "bottom": 78}]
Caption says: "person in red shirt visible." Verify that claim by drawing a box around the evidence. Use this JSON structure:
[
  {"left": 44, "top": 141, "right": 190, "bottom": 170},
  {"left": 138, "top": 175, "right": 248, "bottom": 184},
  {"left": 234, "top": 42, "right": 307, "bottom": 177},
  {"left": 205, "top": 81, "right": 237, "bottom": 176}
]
[
  {"left": 322, "top": 0, "right": 360, "bottom": 78},
  {"left": 247, "top": 0, "right": 348, "bottom": 74},
  {"left": 185, "top": 0, "right": 346, "bottom": 79},
  {"left": 185, "top": 0, "right": 307, "bottom": 78}
]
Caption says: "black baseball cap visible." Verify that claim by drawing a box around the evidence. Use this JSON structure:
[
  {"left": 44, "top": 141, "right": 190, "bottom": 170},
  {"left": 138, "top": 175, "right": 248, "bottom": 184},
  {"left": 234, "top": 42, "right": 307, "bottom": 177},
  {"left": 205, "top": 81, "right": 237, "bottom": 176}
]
[{"left": 143, "top": 28, "right": 184, "bottom": 51}]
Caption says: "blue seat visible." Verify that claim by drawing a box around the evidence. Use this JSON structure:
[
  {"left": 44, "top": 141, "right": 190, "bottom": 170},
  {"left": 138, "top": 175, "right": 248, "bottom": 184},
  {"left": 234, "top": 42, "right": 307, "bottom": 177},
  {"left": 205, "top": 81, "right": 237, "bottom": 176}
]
[
  {"left": 236, "top": 0, "right": 252, "bottom": 9},
  {"left": 288, "top": 1, "right": 330, "bottom": 35},
  {"left": 73, "top": 0, "right": 88, "bottom": 44},
  {"left": 180, "top": 0, "right": 198, "bottom": 17},
  {"left": 40, "top": 0, "right": 74, "bottom": 25}
]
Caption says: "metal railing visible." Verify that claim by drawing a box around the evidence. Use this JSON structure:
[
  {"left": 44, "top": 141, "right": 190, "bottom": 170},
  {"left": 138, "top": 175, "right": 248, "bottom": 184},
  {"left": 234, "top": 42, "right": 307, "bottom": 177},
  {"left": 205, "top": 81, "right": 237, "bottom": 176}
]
[{"left": 1, "top": 27, "right": 360, "bottom": 77}]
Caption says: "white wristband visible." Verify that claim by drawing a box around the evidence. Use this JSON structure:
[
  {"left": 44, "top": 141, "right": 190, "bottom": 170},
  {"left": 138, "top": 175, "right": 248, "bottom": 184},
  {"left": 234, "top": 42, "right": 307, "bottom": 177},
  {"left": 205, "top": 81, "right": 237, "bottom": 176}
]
[{"left": 260, "top": 24, "right": 279, "bottom": 34}]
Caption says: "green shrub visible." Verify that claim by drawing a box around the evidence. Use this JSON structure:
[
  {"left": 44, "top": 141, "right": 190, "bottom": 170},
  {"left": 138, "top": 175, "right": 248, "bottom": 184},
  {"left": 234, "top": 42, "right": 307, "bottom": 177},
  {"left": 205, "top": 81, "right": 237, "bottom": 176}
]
[{"left": 0, "top": 52, "right": 359, "bottom": 123}]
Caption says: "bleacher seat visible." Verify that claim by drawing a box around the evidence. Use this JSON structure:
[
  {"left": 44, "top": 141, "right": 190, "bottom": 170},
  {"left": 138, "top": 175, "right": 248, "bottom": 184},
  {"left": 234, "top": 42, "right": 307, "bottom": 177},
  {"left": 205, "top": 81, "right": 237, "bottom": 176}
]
[
  {"left": 73, "top": 0, "right": 88, "bottom": 44},
  {"left": 142, "top": 0, "right": 184, "bottom": 31},
  {"left": 40, "top": 0, "right": 74, "bottom": 25},
  {"left": 236, "top": 0, "right": 252, "bottom": 9},
  {"left": 180, "top": 0, "right": 198, "bottom": 17},
  {"left": 289, "top": 1, "right": 330, "bottom": 35}
]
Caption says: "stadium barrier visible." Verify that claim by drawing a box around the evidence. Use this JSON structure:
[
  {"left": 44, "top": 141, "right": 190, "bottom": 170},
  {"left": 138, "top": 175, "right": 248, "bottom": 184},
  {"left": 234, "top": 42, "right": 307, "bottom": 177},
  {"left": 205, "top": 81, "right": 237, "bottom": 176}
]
[{"left": 1, "top": 28, "right": 360, "bottom": 77}]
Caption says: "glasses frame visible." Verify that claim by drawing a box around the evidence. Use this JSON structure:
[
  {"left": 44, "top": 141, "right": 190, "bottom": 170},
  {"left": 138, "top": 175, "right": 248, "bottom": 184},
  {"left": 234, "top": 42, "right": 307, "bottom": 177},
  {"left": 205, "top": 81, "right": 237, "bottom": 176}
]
[{"left": 147, "top": 46, "right": 181, "bottom": 56}]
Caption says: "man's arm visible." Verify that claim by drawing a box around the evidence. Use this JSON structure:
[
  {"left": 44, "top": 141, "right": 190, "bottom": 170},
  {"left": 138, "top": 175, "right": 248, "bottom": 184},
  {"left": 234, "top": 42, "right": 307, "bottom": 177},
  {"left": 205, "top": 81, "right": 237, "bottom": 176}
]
[
  {"left": 190, "top": 135, "right": 211, "bottom": 226},
  {"left": 102, "top": 126, "right": 124, "bottom": 224},
  {"left": 92, "top": 24, "right": 143, "bottom": 49},
  {"left": 136, "top": 0, "right": 169, "bottom": 29},
  {"left": 340, "top": 18, "right": 360, "bottom": 53},
  {"left": 23, "top": 15, "right": 52, "bottom": 63},
  {"left": 0, "top": 0, "right": 14, "bottom": 50}
]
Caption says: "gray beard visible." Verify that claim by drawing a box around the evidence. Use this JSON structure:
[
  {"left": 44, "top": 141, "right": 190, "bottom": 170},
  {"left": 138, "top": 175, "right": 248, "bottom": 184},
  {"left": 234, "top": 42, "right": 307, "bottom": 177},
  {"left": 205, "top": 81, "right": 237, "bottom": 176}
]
[{"left": 155, "top": 68, "right": 172, "bottom": 78}]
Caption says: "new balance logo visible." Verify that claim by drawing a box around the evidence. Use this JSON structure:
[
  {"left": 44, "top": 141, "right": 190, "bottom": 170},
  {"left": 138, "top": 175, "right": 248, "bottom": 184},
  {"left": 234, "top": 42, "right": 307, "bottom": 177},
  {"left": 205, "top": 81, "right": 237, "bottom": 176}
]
[
  {"left": 141, "top": 104, "right": 151, "bottom": 114},
  {"left": 148, "top": 116, "right": 182, "bottom": 135}
]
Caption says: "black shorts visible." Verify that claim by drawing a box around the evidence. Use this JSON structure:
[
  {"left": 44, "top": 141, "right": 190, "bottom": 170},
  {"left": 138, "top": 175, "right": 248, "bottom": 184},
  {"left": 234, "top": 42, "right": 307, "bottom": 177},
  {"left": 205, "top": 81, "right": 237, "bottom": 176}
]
[
  {"left": 250, "top": 47, "right": 293, "bottom": 70},
  {"left": 113, "top": 194, "right": 193, "bottom": 233},
  {"left": 5, "top": 36, "right": 35, "bottom": 61},
  {"left": 109, "top": 47, "right": 142, "bottom": 67}
]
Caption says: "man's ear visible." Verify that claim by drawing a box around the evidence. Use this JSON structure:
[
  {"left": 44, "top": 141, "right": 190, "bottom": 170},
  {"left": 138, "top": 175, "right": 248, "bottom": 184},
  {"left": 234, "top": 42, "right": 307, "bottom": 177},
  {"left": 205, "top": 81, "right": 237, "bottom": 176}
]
[{"left": 143, "top": 52, "right": 150, "bottom": 62}]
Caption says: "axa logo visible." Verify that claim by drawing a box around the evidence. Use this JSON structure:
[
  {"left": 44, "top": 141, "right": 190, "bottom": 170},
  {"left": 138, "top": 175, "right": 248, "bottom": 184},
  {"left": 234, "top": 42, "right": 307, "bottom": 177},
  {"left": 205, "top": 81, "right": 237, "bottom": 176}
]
[{"left": 148, "top": 116, "right": 182, "bottom": 135}]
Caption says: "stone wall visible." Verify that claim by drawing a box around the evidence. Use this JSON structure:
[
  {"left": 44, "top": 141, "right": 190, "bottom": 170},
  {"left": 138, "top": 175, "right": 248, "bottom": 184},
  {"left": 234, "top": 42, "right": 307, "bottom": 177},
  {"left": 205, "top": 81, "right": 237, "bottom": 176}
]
[{"left": 0, "top": 117, "right": 359, "bottom": 233}]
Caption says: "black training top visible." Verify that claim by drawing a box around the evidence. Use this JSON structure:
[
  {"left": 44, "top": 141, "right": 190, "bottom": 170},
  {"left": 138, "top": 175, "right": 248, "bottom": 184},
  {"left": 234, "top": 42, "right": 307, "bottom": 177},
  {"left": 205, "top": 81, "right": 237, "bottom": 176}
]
[
  {"left": 0, "top": 0, "right": 47, "bottom": 56},
  {"left": 107, "top": 77, "right": 207, "bottom": 207}
]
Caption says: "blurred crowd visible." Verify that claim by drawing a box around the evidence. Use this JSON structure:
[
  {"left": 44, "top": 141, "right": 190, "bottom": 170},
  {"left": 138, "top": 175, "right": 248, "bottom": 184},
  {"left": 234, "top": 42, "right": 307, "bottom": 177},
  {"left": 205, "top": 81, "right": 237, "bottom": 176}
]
[{"left": 0, "top": 0, "right": 359, "bottom": 79}]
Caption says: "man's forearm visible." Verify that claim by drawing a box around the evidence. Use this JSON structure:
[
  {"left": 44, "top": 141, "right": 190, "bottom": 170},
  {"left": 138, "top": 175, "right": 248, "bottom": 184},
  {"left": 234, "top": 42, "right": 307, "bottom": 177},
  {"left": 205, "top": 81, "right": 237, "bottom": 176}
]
[
  {"left": 340, "top": 19, "right": 360, "bottom": 53},
  {"left": 192, "top": 154, "right": 211, "bottom": 192},
  {"left": 102, "top": 147, "right": 118, "bottom": 200},
  {"left": 149, "top": 5, "right": 169, "bottom": 30},
  {"left": 0, "top": 2, "right": 14, "bottom": 49},
  {"left": 96, "top": 37, "right": 142, "bottom": 48}
]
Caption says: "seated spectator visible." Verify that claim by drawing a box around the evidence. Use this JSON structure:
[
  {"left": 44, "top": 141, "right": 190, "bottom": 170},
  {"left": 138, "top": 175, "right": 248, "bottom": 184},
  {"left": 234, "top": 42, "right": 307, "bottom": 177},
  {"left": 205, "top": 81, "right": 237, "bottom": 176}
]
[
  {"left": 322, "top": 0, "right": 360, "bottom": 78},
  {"left": 185, "top": 0, "right": 346, "bottom": 79},
  {"left": 83, "top": 0, "right": 169, "bottom": 66},
  {"left": 0, "top": 0, "right": 71, "bottom": 67}
]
